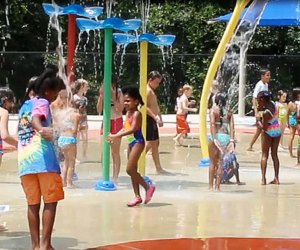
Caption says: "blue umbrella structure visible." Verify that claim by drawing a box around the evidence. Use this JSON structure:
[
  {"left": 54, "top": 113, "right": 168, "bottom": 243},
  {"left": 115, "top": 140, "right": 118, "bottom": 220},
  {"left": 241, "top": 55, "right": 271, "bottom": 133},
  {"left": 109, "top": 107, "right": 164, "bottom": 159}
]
[{"left": 210, "top": 0, "right": 300, "bottom": 27}]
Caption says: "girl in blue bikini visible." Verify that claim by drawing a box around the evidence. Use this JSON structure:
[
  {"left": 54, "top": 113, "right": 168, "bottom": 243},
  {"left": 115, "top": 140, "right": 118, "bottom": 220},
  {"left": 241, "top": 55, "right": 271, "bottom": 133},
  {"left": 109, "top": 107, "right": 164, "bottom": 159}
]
[
  {"left": 52, "top": 89, "right": 81, "bottom": 188},
  {"left": 287, "top": 88, "right": 300, "bottom": 158},
  {"left": 107, "top": 86, "right": 155, "bottom": 207},
  {"left": 208, "top": 93, "right": 235, "bottom": 191}
]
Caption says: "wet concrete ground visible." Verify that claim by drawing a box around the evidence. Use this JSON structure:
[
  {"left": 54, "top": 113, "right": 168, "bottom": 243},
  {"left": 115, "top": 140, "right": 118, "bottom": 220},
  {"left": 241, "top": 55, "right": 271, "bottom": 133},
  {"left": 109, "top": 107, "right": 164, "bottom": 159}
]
[{"left": 0, "top": 131, "right": 299, "bottom": 249}]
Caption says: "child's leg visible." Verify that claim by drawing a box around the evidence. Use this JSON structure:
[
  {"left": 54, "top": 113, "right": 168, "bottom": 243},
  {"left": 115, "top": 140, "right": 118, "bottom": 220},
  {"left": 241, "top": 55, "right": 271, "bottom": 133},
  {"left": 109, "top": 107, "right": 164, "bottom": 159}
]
[
  {"left": 279, "top": 122, "right": 286, "bottom": 147},
  {"left": 126, "top": 144, "right": 148, "bottom": 197},
  {"left": 40, "top": 202, "right": 57, "bottom": 250},
  {"left": 289, "top": 127, "right": 296, "bottom": 157},
  {"left": 270, "top": 136, "right": 280, "bottom": 184},
  {"left": 61, "top": 149, "right": 69, "bottom": 187},
  {"left": 66, "top": 144, "right": 76, "bottom": 188},
  {"left": 261, "top": 133, "right": 271, "bottom": 185},
  {"left": 215, "top": 159, "right": 223, "bottom": 191},
  {"left": 247, "top": 127, "right": 262, "bottom": 151},
  {"left": 208, "top": 141, "right": 219, "bottom": 190},
  {"left": 81, "top": 126, "right": 88, "bottom": 159},
  {"left": 28, "top": 204, "right": 41, "bottom": 250},
  {"left": 111, "top": 138, "right": 121, "bottom": 183}
]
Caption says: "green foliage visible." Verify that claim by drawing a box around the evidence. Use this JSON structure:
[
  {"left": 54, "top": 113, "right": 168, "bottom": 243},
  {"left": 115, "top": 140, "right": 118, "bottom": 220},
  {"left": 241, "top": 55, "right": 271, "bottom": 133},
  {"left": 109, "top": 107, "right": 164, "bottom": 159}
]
[{"left": 0, "top": 0, "right": 299, "bottom": 114}]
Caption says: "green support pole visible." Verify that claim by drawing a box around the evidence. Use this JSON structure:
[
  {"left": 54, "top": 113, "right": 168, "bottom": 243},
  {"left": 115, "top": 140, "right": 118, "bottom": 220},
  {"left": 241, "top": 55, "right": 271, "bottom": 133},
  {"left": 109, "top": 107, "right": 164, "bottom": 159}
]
[
  {"left": 95, "top": 28, "right": 115, "bottom": 191},
  {"left": 102, "top": 28, "right": 112, "bottom": 181}
]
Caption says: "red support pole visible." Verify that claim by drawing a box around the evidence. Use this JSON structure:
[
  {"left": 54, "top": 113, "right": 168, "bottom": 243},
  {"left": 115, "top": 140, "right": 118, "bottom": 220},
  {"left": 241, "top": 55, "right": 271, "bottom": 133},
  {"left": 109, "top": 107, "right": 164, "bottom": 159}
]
[{"left": 67, "top": 14, "right": 76, "bottom": 83}]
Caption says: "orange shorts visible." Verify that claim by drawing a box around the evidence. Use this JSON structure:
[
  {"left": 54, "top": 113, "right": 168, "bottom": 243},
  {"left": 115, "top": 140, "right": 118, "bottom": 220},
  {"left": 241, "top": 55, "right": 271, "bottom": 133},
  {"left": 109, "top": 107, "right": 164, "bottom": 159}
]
[
  {"left": 176, "top": 114, "right": 190, "bottom": 134},
  {"left": 21, "top": 173, "right": 64, "bottom": 205}
]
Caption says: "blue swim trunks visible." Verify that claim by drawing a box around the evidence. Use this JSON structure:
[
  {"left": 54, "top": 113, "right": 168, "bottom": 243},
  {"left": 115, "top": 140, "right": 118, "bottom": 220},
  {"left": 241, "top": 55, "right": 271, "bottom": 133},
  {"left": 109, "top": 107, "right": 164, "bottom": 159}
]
[{"left": 58, "top": 136, "right": 77, "bottom": 149}]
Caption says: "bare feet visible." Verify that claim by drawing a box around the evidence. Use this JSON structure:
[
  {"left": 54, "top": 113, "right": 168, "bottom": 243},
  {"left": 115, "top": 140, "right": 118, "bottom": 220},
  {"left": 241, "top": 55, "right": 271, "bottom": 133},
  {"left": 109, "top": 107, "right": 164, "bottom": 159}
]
[
  {"left": 237, "top": 181, "right": 246, "bottom": 185},
  {"left": 261, "top": 178, "right": 266, "bottom": 185},
  {"left": 246, "top": 147, "right": 254, "bottom": 152},
  {"left": 290, "top": 154, "right": 297, "bottom": 158},
  {"left": 269, "top": 178, "right": 280, "bottom": 185},
  {"left": 173, "top": 137, "right": 183, "bottom": 146}
]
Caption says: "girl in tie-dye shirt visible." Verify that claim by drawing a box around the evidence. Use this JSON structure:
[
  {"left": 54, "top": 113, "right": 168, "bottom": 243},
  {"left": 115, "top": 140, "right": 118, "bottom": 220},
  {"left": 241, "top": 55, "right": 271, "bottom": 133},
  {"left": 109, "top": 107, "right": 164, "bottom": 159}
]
[{"left": 18, "top": 69, "right": 65, "bottom": 250}]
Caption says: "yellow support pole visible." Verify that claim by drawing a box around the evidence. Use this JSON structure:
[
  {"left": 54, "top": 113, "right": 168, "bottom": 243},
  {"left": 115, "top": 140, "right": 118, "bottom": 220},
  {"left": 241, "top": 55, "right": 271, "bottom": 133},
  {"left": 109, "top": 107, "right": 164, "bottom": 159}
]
[
  {"left": 199, "top": 0, "right": 251, "bottom": 166},
  {"left": 138, "top": 41, "right": 149, "bottom": 176}
]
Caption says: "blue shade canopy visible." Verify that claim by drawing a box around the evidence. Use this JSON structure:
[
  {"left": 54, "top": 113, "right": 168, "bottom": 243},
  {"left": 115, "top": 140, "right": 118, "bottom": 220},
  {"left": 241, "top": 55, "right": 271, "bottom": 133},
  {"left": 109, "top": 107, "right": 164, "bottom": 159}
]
[
  {"left": 210, "top": 0, "right": 300, "bottom": 27},
  {"left": 76, "top": 17, "right": 141, "bottom": 32},
  {"left": 139, "top": 33, "right": 176, "bottom": 46},
  {"left": 42, "top": 3, "right": 103, "bottom": 18}
]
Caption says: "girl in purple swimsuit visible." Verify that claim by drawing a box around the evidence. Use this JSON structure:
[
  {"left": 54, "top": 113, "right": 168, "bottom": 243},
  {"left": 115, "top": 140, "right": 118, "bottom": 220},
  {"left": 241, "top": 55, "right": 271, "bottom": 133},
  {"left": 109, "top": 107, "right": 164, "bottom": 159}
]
[{"left": 107, "top": 86, "right": 155, "bottom": 207}]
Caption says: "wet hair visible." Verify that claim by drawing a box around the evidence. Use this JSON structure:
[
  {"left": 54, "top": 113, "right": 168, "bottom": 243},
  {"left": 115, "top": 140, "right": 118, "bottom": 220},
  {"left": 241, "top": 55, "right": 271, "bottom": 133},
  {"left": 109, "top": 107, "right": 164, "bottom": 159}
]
[
  {"left": 122, "top": 86, "right": 144, "bottom": 106},
  {"left": 0, "top": 87, "right": 14, "bottom": 107},
  {"left": 34, "top": 68, "right": 65, "bottom": 97},
  {"left": 21, "top": 76, "right": 37, "bottom": 105},
  {"left": 214, "top": 93, "right": 227, "bottom": 126},
  {"left": 260, "top": 68, "right": 270, "bottom": 76},
  {"left": 292, "top": 88, "right": 300, "bottom": 102},
  {"left": 277, "top": 90, "right": 287, "bottom": 101},
  {"left": 74, "top": 78, "right": 88, "bottom": 94},
  {"left": 257, "top": 91, "right": 272, "bottom": 102},
  {"left": 148, "top": 71, "right": 162, "bottom": 81}
]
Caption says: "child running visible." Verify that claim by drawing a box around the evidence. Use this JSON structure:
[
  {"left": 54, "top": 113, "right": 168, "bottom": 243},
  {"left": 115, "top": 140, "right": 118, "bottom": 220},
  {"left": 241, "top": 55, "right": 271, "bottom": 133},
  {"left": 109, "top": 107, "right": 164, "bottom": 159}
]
[
  {"left": 257, "top": 91, "right": 281, "bottom": 185},
  {"left": 55, "top": 89, "right": 81, "bottom": 188},
  {"left": 18, "top": 69, "right": 65, "bottom": 250},
  {"left": 107, "top": 86, "right": 155, "bottom": 207},
  {"left": 0, "top": 87, "right": 18, "bottom": 232},
  {"left": 173, "top": 84, "right": 197, "bottom": 146}
]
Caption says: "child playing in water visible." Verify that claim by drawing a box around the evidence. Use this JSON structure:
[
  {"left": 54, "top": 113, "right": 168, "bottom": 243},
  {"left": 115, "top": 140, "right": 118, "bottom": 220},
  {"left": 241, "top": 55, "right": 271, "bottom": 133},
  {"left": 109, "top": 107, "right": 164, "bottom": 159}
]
[
  {"left": 73, "top": 78, "right": 89, "bottom": 161},
  {"left": 18, "top": 69, "right": 65, "bottom": 249},
  {"left": 0, "top": 87, "right": 18, "bottom": 231},
  {"left": 107, "top": 86, "right": 155, "bottom": 207},
  {"left": 257, "top": 91, "right": 281, "bottom": 185},
  {"left": 208, "top": 93, "right": 235, "bottom": 190},
  {"left": 55, "top": 89, "right": 81, "bottom": 188},
  {"left": 276, "top": 90, "right": 288, "bottom": 149},
  {"left": 173, "top": 84, "right": 197, "bottom": 146},
  {"left": 287, "top": 88, "right": 300, "bottom": 159}
]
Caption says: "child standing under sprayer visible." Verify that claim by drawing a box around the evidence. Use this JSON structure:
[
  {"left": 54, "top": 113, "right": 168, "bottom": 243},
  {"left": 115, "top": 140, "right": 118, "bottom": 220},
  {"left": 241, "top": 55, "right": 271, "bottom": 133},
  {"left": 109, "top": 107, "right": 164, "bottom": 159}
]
[
  {"left": 54, "top": 89, "right": 81, "bottom": 188},
  {"left": 107, "top": 86, "right": 155, "bottom": 207},
  {"left": 18, "top": 69, "right": 65, "bottom": 250}
]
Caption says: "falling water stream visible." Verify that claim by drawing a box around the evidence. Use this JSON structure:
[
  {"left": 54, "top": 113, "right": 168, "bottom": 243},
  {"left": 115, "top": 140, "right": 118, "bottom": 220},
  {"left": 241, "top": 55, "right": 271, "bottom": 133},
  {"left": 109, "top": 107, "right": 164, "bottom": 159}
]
[{"left": 216, "top": 0, "right": 268, "bottom": 113}]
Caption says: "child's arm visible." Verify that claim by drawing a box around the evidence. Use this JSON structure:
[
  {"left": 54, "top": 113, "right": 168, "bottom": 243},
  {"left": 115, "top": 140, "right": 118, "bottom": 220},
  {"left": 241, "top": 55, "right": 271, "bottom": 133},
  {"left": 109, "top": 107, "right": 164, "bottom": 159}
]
[
  {"left": 262, "top": 105, "right": 274, "bottom": 131},
  {"left": 182, "top": 97, "right": 197, "bottom": 113},
  {"left": 96, "top": 86, "right": 104, "bottom": 114},
  {"left": 0, "top": 109, "right": 17, "bottom": 147},
  {"left": 72, "top": 113, "right": 81, "bottom": 135},
  {"left": 108, "top": 111, "right": 141, "bottom": 141},
  {"left": 31, "top": 99, "right": 53, "bottom": 141}
]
